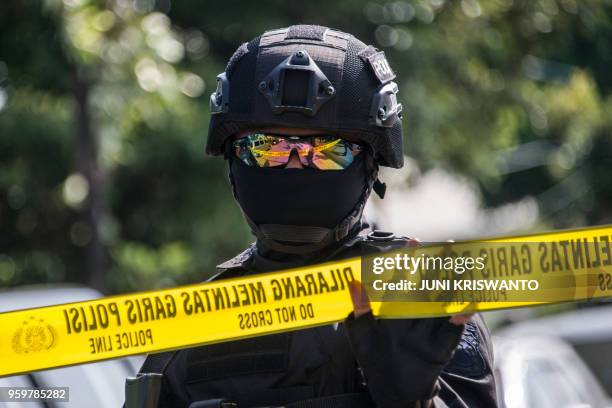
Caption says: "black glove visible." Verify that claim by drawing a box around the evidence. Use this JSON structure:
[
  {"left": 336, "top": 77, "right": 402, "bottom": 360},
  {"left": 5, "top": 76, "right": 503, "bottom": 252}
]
[{"left": 345, "top": 312, "right": 464, "bottom": 407}]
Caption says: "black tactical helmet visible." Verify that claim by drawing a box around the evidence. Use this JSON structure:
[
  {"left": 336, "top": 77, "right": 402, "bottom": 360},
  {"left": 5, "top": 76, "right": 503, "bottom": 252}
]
[{"left": 206, "top": 24, "right": 404, "bottom": 168}]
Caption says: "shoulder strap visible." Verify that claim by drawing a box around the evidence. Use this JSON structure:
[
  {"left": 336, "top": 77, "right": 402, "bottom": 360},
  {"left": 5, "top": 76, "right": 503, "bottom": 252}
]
[
  {"left": 213, "top": 244, "right": 257, "bottom": 277},
  {"left": 137, "top": 351, "right": 176, "bottom": 375},
  {"left": 130, "top": 351, "right": 176, "bottom": 408}
]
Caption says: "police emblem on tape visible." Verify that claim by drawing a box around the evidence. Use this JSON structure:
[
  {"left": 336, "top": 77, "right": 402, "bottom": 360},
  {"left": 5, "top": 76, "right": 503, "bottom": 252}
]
[{"left": 11, "top": 316, "right": 57, "bottom": 354}]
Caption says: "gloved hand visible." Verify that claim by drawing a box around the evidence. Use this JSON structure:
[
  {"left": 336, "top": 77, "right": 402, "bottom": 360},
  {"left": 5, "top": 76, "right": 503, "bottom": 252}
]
[{"left": 344, "top": 281, "right": 469, "bottom": 407}]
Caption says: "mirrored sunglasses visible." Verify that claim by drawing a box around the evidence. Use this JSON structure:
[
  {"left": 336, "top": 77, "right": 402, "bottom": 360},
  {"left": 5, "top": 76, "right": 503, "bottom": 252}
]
[{"left": 232, "top": 133, "right": 363, "bottom": 170}]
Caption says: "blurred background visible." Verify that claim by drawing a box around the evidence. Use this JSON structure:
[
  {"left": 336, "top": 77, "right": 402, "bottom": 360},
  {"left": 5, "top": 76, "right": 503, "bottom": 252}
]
[{"left": 1, "top": 0, "right": 612, "bottom": 407}]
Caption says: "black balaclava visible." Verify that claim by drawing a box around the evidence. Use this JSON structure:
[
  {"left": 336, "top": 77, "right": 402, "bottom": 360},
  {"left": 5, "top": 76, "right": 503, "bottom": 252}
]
[{"left": 229, "top": 152, "right": 373, "bottom": 257}]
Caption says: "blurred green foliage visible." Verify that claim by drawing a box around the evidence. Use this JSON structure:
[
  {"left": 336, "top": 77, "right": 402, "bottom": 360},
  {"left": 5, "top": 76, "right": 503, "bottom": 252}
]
[{"left": 0, "top": 0, "right": 611, "bottom": 294}]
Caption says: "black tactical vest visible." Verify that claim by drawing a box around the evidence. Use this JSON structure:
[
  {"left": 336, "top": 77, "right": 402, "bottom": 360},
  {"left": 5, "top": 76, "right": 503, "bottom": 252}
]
[{"left": 139, "top": 231, "right": 498, "bottom": 408}]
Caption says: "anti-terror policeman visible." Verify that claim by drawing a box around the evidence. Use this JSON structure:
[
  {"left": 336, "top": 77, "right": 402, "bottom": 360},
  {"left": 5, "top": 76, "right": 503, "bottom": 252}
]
[{"left": 134, "top": 24, "right": 498, "bottom": 408}]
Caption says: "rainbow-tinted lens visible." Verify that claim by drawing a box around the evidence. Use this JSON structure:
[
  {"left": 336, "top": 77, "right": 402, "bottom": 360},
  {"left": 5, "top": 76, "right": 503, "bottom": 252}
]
[{"left": 232, "top": 133, "right": 362, "bottom": 170}]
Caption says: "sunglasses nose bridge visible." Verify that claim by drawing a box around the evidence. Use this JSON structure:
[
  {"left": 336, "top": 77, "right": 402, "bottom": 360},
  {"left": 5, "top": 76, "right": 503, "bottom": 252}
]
[
  {"left": 286, "top": 141, "right": 312, "bottom": 156},
  {"left": 286, "top": 148, "right": 306, "bottom": 169},
  {"left": 288, "top": 144, "right": 313, "bottom": 167}
]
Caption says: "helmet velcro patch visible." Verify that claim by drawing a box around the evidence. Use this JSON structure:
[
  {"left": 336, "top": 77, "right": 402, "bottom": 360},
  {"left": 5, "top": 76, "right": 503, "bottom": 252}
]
[{"left": 358, "top": 46, "right": 396, "bottom": 84}]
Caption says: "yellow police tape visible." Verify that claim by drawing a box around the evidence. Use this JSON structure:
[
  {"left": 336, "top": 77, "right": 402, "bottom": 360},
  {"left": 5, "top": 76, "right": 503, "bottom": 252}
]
[{"left": 2, "top": 225, "right": 612, "bottom": 377}]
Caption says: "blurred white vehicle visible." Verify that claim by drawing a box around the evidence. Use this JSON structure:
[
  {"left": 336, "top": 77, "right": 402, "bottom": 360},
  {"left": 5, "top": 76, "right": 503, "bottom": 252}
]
[
  {"left": 494, "top": 304, "right": 612, "bottom": 396},
  {"left": 0, "top": 285, "right": 145, "bottom": 408},
  {"left": 493, "top": 335, "right": 612, "bottom": 408}
]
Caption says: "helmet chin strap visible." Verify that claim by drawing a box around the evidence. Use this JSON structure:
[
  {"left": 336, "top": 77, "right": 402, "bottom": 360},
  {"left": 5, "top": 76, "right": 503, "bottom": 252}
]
[{"left": 228, "top": 153, "right": 383, "bottom": 256}]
